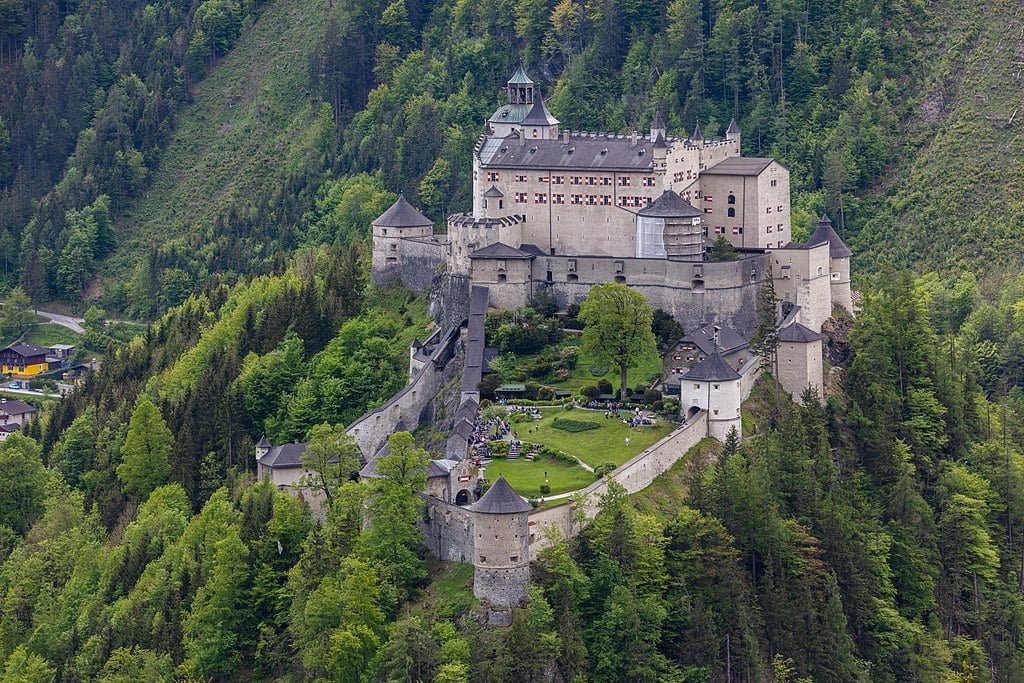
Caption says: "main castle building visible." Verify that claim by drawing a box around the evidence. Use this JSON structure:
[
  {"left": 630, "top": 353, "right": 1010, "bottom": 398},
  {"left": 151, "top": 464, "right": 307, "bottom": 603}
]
[{"left": 373, "top": 66, "right": 852, "bottom": 336}]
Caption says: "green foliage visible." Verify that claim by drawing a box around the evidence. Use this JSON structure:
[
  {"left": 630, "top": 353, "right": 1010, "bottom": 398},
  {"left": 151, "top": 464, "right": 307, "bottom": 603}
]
[
  {"left": 488, "top": 307, "right": 563, "bottom": 355},
  {"left": 300, "top": 423, "right": 362, "bottom": 503},
  {"left": 551, "top": 417, "right": 600, "bottom": 433},
  {"left": 0, "top": 286, "right": 35, "bottom": 341},
  {"left": 579, "top": 282, "right": 658, "bottom": 401},
  {"left": 116, "top": 399, "right": 173, "bottom": 501},
  {"left": 707, "top": 235, "right": 740, "bottom": 262},
  {"left": 0, "top": 434, "right": 46, "bottom": 535}
]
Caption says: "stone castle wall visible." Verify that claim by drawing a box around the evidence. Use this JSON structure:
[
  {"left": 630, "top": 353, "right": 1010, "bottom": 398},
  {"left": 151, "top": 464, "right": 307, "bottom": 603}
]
[
  {"left": 526, "top": 414, "right": 709, "bottom": 558},
  {"left": 346, "top": 324, "right": 461, "bottom": 458},
  {"left": 422, "top": 495, "right": 475, "bottom": 563},
  {"left": 373, "top": 236, "right": 447, "bottom": 295}
]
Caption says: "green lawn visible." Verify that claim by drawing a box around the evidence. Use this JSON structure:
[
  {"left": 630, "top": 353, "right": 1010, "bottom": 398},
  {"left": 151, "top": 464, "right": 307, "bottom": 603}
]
[
  {"left": 511, "top": 407, "right": 674, "bottom": 468},
  {"left": 484, "top": 454, "right": 595, "bottom": 498},
  {"left": 21, "top": 323, "right": 80, "bottom": 348}
]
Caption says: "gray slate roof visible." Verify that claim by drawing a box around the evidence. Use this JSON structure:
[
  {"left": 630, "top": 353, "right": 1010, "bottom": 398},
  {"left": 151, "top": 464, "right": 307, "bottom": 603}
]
[
  {"left": 483, "top": 185, "right": 504, "bottom": 198},
  {"left": 682, "top": 352, "right": 741, "bottom": 382},
  {"left": 479, "top": 133, "right": 655, "bottom": 171},
  {"left": 427, "top": 459, "right": 460, "bottom": 478},
  {"left": 702, "top": 157, "right": 776, "bottom": 176},
  {"left": 651, "top": 110, "right": 666, "bottom": 131},
  {"left": 638, "top": 190, "right": 702, "bottom": 218},
  {"left": 256, "top": 435, "right": 270, "bottom": 448},
  {"left": 778, "top": 321, "right": 824, "bottom": 343},
  {"left": 468, "top": 242, "right": 536, "bottom": 259},
  {"left": 259, "top": 442, "right": 308, "bottom": 469},
  {"left": 472, "top": 476, "right": 532, "bottom": 514},
  {"left": 679, "top": 324, "right": 747, "bottom": 356},
  {"left": 0, "top": 400, "right": 36, "bottom": 415},
  {"left": 373, "top": 195, "right": 433, "bottom": 228},
  {"left": 692, "top": 121, "right": 703, "bottom": 140},
  {"left": 4, "top": 343, "right": 47, "bottom": 358},
  {"left": 726, "top": 118, "right": 740, "bottom": 135},
  {"left": 521, "top": 96, "right": 559, "bottom": 126},
  {"left": 805, "top": 215, "right": 853, "bottom": 258}
]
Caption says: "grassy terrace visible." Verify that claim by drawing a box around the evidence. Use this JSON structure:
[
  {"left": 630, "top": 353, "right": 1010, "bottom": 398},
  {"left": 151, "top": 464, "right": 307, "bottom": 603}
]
[
  {"left": 484, "top": 454, "right": 596, "bottom": 499},
  {"left": 502, "top": 336, "right": 664, "bottom": 393},
  {"left": 514, "top": 407, "right": 674, "bottom": 468}
]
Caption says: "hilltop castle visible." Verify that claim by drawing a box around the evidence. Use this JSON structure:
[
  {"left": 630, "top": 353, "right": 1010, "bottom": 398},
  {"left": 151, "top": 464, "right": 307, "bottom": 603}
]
[{"left": 331, "top": 66, "right": 857, "bottom": 609}]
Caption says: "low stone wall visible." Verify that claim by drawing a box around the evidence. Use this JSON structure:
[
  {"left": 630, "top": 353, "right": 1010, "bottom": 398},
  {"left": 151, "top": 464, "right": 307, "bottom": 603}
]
[
  {"left": 346, "top": 323, "right": 461, "bottom": 458},
  {"left": 526, "top": 413, "right": 708, "bottom": 558},
  {"left": 399, "top": 237, "right": 447, "bottom": 295}
]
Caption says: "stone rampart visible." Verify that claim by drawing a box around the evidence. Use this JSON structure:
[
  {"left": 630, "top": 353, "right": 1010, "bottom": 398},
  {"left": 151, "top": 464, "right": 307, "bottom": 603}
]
[
  {"left": 421, "top": 494, "right": 475, "bottom": 563},
  {"left": 346, "top": 323, "right": 462, "bottom": 458},
  {"left": 526, "top": 413, "right": 708, "bottom": 558},
  {"left": 397, "top": 237, "right": 447, "bottom": 295}
]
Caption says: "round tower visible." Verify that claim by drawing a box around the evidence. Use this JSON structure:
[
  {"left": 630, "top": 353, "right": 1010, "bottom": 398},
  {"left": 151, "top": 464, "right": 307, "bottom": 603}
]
[
  {"left": 636, "top": 190, "right": 704, "bottom": 261},
  {"left": 470, "top": 475, "right": 531, "bottom": 607},
  {"left": 805, "top": 214, "right": 853, "bottom": 314},
  {"left": 371, "top": 195, "right": 434, "bottom": 286},
  {"left": 680, "top": 351, "right": 742, "bottom": 441}
]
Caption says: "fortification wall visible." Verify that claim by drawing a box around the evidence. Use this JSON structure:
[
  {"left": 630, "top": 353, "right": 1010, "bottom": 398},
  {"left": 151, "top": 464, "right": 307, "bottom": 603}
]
[
  {"left": 397, "top": 238, "right": 447, "bottom": 295},
  {"left": 422, "top": 495, "right": 475, "bottom": 563},
  {"left": 430, "top": 273, "right": 472, "bottom": 331},
  {"left": 346, "top": 324, "right": 461, "bottom": 458},
  {"left": 526, "top": 414, "right": 708, "bottom": 558}
]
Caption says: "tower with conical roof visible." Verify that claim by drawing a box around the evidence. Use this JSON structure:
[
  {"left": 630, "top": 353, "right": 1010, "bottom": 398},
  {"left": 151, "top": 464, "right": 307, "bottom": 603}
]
[
  {"left": 371, "top": 195, "right": 435, "bottom": 288},
  {"left": 636, "top": 190, "right": 704, "bottom": 260},
  {"left": 471, "top": 475, "right": 531, "bottom": 607},
  {"left": 726, "top": 118, "right": 741, "bottom": 147},
  {"left": 806, "top": 214, "right": 853, "bottom": 314},
  {"left": 777, "top": 321, "right": 825, "bottom": 402},
  {"left": 680, "top": 351, "right": 742, "bottom": 440}
]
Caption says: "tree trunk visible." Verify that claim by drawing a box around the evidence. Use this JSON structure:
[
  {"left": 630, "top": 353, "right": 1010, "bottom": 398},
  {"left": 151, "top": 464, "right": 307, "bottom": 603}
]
[{"left": 620, "top": 362, "right": 628, "bottom": 402}]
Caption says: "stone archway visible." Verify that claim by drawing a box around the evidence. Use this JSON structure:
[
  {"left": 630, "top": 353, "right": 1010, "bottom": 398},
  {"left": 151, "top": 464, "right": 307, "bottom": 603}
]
[
  {"left": 686, "top": 405, "right": 702, "bottom": 422},
  {"left": 455, "top": 489, "right": 471, "bottom": 506}
]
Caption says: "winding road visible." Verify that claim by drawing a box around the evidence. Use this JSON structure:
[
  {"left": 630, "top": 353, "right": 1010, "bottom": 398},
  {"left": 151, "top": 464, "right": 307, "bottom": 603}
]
[{"left": 35, "top": 310, "right": 85, "bottom": 334}]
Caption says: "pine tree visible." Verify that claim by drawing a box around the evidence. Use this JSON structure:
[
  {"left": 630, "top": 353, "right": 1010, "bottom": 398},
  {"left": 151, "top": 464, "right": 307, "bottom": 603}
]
[{"left": 116, "top": 399, "right": 174, "bottom": 500}]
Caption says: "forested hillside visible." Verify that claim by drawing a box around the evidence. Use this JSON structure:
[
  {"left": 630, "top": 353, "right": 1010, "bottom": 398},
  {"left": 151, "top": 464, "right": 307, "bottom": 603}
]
[{"left": 2, "top": 0, "right": 1022, "bottom": 314}]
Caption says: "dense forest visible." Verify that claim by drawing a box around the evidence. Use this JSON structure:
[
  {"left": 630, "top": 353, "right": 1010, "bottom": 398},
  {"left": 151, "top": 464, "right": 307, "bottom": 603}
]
[
  {"left": 2, "top": 0, "right": 1024, "bottom": 680},
  {"left": 1, "top": 0, "right": 1020, "bottom": 314}
]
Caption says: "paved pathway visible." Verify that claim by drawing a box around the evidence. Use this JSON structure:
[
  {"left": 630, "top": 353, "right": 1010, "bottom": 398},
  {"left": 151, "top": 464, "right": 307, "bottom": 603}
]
[
  {"left": 34, "top": 309, "right": 85, "bottom": 334},
  {"left": 1, "top": 386, "right": 60, "bottom": 398}
]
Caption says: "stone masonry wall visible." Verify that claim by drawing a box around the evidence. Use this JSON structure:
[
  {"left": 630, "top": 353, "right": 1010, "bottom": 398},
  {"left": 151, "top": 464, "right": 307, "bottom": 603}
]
[
  {"left": 526, "top": 414, "right": 708, "bottom": 558},
  {"left": 421, "top": 495, "right": 476, "bottom": 563}
]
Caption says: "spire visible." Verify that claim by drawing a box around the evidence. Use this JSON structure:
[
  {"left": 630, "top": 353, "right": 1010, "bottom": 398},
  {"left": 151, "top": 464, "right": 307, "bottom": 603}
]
[
  {"left": 726, "top": 118, "right": 740, "bottom": 140},
  {"left": 692, "top": 121, "right": 703, "bottom": 142},
  {"left": 257, "top": 435, "right": 270, "bottom": 448},
  {"left": 651, "top": 110, "right": 667, "bottom": 147},
  {"left": 806, "top": 213, "right": 852, "bottom": 258},
  {"left": 507, "top": 64, "right": 533, "bottom": 86},
  {"left": 520, "top": 94, "right": 559, "bottom": 126},
  {"left": 507, "top": 64, "right": 534, "bottom": 105}
]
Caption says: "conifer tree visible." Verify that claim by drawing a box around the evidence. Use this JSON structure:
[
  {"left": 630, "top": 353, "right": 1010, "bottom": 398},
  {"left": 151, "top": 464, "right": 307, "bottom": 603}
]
[{"left": 116, "top": 399, "right": 174, "bottom": 500}]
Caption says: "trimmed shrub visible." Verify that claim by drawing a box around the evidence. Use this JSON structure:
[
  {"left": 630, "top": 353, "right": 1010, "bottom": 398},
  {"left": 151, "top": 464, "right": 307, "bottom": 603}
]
[
  {"left": 551, "top": 418, "right": 600, "bottom": 433},
  {"left": 643, "top": 389, "right": 662, "bottom": 403},
  {"left": 597, "top": 379, "right": 613, "bottom": 395},
  {"left": 581, "top": 385, "right": 600, "bottom": 400}
]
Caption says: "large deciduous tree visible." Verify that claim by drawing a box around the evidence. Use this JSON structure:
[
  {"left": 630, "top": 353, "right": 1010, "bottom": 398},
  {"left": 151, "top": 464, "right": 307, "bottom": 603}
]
[
  {"left": 301, "top": 423, "right": 362, "bottom": 504},
  {"left": 578, "top": 282, "right": 658, "bottom": 401},
  {"left": 0, "top": 433, "right": 47, "bottom": 535},
  {"left": 116, "top": 399, "right": 174, "bottom": 500}
]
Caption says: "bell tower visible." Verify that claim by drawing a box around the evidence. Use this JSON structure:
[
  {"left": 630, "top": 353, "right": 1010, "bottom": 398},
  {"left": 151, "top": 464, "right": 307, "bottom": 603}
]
[{"left": 507, "top": 64, "right": 534, "bottom": 106}]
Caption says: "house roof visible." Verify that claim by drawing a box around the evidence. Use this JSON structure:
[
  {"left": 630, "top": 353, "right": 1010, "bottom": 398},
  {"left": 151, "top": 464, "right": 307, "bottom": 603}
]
[
  {"left": 49, "top": 344, "right": 77, "bottom": 351},
  {"left": 805, "top": 215, "right": 853, "bottom": 258},
  {"left": 483, "top": 185, "right": 504, "bottom": 198},
  {"left": 778, "top": 321, "right": 824, "bottom": 343},
  {"left": 521, "top": 96, "right": 559, "bottom": 126},
  {"left": 472, "top": 476, "right": 532, "bottom": 514},
  {"left": 256, "top": 435, "right": 270, "bottom": 448},
  {"left": 638, "top": 190, "right": 703, "bottom": 218},
  {"left": 0, "top": 400, "right": 36, "bottom": 415},
  {"left": 701, "top": 157, "right": 776, "bottom": 176},
  {"left": 488, "top": 103, "right": 533, "bottom": 125},
  {"left": 3, "top": 343, "right": 48, "bottom": 358},
  {"left": 726, "top": 118, "right": 740, "bottom": 135},
  {"left": 427, "top": 458, "right": 461, "bottom": 478},
  {"left": 259, "top": 442, "right": 308, "bottom": 469},
  {"left": 478, "top": 133, "right": 655, "bottom": 172},
  {"left": 372, "top": 195, "right": 433, "bottom": 228},
  {"left": 682, "top": 352, "right": 741, "bottom": 382},
  {"left": 468, "top": 242, "right": 536, "bottom": 259},
  {"left": 517, "top": 243, "right": 546, "bottom": 256},
  {"left": 0, "top": 424, "right": 18, "bottom": 433},
  {"left": 678, "top": 324, "right": 747, "bottom": 356}
]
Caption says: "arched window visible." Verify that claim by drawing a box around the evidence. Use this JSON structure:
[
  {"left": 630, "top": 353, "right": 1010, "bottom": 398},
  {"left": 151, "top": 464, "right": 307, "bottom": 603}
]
[
  {"left": 727, "top": 208, "right": 735, "bottom": 218},
  {"left": 727, "top": 194, "right": 736, "bottom": 205}
]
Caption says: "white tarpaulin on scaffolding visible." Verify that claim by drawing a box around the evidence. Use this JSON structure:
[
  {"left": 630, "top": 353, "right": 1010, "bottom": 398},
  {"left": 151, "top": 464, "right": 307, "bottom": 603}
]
[{"left": 636, "top": 215, "right": 666, "bottom": 258}]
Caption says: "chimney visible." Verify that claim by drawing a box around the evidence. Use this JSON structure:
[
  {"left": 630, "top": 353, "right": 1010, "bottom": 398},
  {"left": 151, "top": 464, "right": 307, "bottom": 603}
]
[
  {"left": 630, "top": 131, "right": 638, "bottom": 146},
  {"left": 562, "top": 130, "right": 569, "bottom": 143},
  {"left": 713, "top": 325, "right": 721, "bottom": 347}
]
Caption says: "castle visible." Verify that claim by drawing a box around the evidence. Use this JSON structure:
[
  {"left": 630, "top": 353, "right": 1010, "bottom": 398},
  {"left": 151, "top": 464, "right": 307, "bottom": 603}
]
[{"left": 275, "top": 66, "right": 855, "bottom": 611}]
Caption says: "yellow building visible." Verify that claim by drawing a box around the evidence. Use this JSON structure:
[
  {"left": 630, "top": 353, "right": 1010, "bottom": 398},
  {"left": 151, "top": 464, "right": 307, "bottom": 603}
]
[{"left": 0, "top": 343, "right": 50, "bottom": 377}]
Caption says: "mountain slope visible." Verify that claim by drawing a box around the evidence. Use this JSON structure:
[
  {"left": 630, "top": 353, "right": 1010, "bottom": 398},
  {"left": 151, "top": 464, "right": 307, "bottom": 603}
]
[{"left": 853, "top": 0, "right": 1024, "bottom": 276}]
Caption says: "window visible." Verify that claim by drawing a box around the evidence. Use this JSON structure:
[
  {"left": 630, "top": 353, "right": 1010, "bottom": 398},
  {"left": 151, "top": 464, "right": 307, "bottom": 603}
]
[
  {"left": 778, "top": 205, "right": 783, "bottom": 212},
  {"left": 586, "top": 176, "right": 596, "bottom": 185},
  {"left": 694, "top": 384, "right": 700, "bottom": 390},
  {"left": 552, "top": 194, "right": 565, "bottom": 204},
  {"left": 538, "top": 176, "right": 549, "bottom": 182},
  {"left": 586, "top": 195, "right": 597, "bottom": 205},
  {"left": 732, "top": 227, "right": 742, "bottom": 235},
  {"left": 499, "top": 200, "right": 504, "bottom": 209},
  {"left": 601, "top": 195, "right": 612, "bottom": 205},
  {"left": 770, "top": 179, "right": 777, "bottom": 187},
  {"left": 767, "top": 225, "right": 773, "bottom": 233},
  {"left": 510, "top": 555, "right": 519, "bottom": 562},
  {"left": 568, "top": 273, "right": 579, "bottom": 282},
  {"left": 514, "top": 174, "right": 527, "bottom": 182},
  {"left": 570, "top": 194, "right": 582, "bottom": 205},
  {"left": 817, "top": 266, "right": 824, "bottom": 276},
  {"left": 728, "top": 194, "right": 736, "bottom": 205},
  {"left": 713, "top": 384, "right": 720, "bottom": 390},
  {"left": 727, "top": 208, "right": 735, "bottom": 217},
  {"left": 552, "top": 175, "right": 564, "bottom": 184},
  {"left": 705, "top": 208, "right": 713, "bottom": 214},
  {"left": 705, "top": 195, "right": 713, "bottom": 202},
  {"left": 832, "top": 272, "right": 840, "bottom": 280},
  {"left": 497, "top": 274, "right": 506, "bottom": 283},
  {"left": 778, "top": 223, "right": 784, "bottom": 231},
  {"left": 570, "top": 176, "right": 582, "bottom": 185},
  {"left": 713, "top": 409, "right": 719, "bottom": 415},
  {"left": 567, "top": 258, "right": 577, "bottom": 271},
  {"left": 479, "top": 555, "right": 487, "bottom": 562},
  {"left": 486, "top": 172, "right": 499, "bottom": 182},
  {"left": 766, "top": 207, "right": 772, "bottom": 214},
  {"left": 617, "top": 176, "right": 631, "bottom": 187},
  {"left": 514, "top": 192, "right": 528, "bottom": 203},
  {"left": 600, "top": 177, "right": 612, "bottom": 186},
  {"left": 534, "top": 193, "right": 547, "bottom": 203},
  {"left": 642, "top": 176, "right": 656, "bottom": 187}
]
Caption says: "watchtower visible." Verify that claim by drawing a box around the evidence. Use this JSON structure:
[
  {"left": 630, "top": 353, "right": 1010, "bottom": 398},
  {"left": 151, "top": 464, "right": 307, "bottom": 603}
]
[
  {"left": 636, "top": 190, "right": 704, "bottom": 260},
  {"left": 470, "top": 476, "right": 531, "bottom": 607},
  {"left": 371, "top": 195, "right": 434, "bottom": 286}
]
